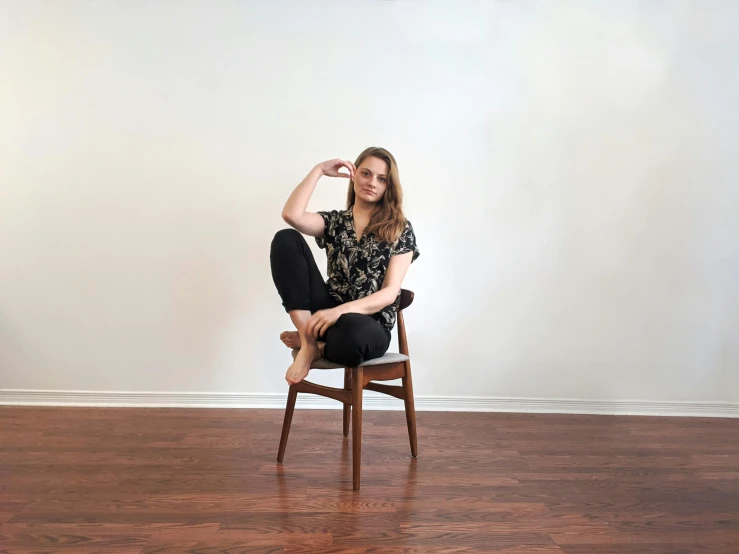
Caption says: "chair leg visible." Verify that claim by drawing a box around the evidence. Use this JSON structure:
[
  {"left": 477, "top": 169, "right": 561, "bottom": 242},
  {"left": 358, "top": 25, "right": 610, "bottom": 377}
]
[
  {"left": 343, "top": 368, "right": 351, "bottom": 437},
  {"left": 402, "top": 361, "right": 418, "bottom": 457},
  {"left": 351, "top": 367, "right": 363, "bottom": 491},
  {"left": 277, "top": 386, "right": 298, "bottom": 462}
]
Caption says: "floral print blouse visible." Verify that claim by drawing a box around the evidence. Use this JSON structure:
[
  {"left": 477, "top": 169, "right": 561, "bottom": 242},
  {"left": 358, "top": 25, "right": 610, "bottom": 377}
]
[{"left": 316, "top": 206, "right": 420, "bottom": 332}]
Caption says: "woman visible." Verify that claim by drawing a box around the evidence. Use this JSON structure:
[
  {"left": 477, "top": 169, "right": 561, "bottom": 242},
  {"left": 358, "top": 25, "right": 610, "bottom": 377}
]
[{"left": 270, "top": 146, "right": 420, "bottom": 385}]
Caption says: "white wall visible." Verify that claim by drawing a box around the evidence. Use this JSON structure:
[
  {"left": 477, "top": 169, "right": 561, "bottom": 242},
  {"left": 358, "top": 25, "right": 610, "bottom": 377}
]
[{"left": 1, "top": 0, "right": 737, "bottom": 404}]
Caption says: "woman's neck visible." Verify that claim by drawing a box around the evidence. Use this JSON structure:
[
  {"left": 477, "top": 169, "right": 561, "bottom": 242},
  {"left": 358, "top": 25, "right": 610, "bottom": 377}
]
[
  {"left": 352, "top": 200, "right": 376, "bottom": 239},
  {"left": 352, "top": 199, "right": 375, "bottom": 221}
]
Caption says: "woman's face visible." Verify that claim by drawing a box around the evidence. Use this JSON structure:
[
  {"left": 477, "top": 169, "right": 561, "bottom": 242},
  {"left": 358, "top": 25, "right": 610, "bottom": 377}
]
[{"left": 353, "top": 156, "right": 389, "bottom": 204}]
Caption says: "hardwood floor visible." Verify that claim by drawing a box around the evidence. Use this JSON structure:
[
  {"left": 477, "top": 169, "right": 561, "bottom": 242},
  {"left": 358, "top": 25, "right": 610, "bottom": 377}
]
[{"left": 1, "top": 406, "right": 738, "bottom": 553}]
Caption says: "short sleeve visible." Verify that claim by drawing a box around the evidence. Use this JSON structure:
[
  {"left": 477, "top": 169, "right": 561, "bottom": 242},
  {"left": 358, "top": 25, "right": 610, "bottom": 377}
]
[
  {"left": 391, "top": 220, "right": 420, "bottom": 262},
  {"left": 315, "top": 210, "right": 338, "bottom": 249}
]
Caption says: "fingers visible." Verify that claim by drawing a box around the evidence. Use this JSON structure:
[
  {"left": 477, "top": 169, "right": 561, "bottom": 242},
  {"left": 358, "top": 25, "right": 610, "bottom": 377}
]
[
  {"left": 306, "top": 317, "right": 317, "bottom": 338},
  {"left": 312, "top": 319, "right": 325, "bottom": 339},
  {"left": 342, "top": 160, "right": 356, "bottom": 178},
  {"left": 307, "top": 314, "right": 323, "bottom": 338},
  {"left": 335, "top": 160, "right": 354, "bottom": 179},
  {"left": 324, "top": 159, "right": 355, "bottom": 179},
  {"left": 318, "top": 315, "right": 333, "bottom": 338},
  {"left": 307, "top": 317, "right": 327, "bottom": 339}
]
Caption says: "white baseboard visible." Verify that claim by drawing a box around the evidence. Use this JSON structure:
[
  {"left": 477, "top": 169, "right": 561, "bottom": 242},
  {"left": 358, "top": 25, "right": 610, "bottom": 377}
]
[{"left": 0, "top": 389, "right": 737, "bottom": 417}]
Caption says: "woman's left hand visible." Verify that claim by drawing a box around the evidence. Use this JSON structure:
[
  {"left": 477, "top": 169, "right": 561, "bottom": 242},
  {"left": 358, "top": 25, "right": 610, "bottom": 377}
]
[{"left": 306, "top": 307, "right": 342, "bottom": 339}]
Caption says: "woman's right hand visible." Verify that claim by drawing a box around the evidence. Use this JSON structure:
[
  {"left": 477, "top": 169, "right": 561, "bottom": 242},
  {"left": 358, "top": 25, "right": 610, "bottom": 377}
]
[{"left": 317, "top": 159, "right": 355, "bottom": 179}]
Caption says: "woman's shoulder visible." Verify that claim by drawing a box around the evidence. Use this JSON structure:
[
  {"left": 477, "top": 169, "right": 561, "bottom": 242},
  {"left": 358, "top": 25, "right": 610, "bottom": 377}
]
[
  {"left": 399, "top": 217, "right": 417, "bottom": 237},
  {"left": 317, "top": 208, "right": 352, "bottom": 227},
  {"left": 391, "top": 217, "right": 420, "bottom": 261},
  {"left": 319, "top": 207, "right": 352, "bottom": 219}
]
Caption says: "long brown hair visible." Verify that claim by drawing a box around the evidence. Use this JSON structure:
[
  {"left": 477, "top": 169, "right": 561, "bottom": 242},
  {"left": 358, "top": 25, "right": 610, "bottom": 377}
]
[{"left": 346, "top": 147, "right": 407, "bottom": 244}]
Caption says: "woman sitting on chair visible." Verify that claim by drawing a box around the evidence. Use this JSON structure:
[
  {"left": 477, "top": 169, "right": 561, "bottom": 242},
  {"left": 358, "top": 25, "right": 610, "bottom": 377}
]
[{"left": 270, "top": 147, "right": 420, "bottom": 385}]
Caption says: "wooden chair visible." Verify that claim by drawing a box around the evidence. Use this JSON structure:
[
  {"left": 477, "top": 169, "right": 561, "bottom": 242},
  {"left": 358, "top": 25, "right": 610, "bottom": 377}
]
[{"left": 277, "top": 289, "right": 418, "bottom": 491}]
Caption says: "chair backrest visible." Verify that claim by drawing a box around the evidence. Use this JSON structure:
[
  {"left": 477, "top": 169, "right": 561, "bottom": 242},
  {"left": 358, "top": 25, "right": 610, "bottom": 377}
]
[
  {"left": 399, "top": 289, "right": 414, "bottom": 311},
  {"left": 397, "top": 289, "right": 414, "bottom": 355}
]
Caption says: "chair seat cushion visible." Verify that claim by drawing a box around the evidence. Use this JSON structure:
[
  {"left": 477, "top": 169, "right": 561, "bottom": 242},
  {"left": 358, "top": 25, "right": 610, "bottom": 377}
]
[{"left": 291, "top": 349, "right": 409, "bottom": 370}]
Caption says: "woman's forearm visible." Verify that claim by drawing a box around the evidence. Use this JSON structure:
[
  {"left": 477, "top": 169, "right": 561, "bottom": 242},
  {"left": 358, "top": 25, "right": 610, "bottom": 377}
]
[
  {"left": 282, "top": 166, "right": 322, "bottom": 222},
  {"left": 337, "top": 288, "right": 397, "bottom": 316}
]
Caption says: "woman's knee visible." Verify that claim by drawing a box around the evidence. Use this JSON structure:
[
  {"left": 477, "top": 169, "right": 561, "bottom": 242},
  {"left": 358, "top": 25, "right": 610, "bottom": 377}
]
[
  {"left": 325, "top": 342, "right": 364, "bottom": 368},
  {"left": 323, "top": 320, "right": 364, "bottom": 366},
  {"left": 324, "top": 314, "right": 387, "bottom": 367},
  {"left": 271, "top": 228, "right": 304, "bottom": 256}
]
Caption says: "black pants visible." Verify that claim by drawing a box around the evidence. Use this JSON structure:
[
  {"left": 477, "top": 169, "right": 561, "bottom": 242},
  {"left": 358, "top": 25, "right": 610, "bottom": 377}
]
[{"left": 270, "top": 229, "right": 391, "bottom": 367}]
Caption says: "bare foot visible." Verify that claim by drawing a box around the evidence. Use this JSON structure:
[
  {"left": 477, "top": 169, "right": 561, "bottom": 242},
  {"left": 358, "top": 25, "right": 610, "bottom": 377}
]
[
  {"left": 285, "top": 342, "right": 324, "bottom": 385},
  {"left": 280, "top": 331, "right": 301, "bottom": 349}
]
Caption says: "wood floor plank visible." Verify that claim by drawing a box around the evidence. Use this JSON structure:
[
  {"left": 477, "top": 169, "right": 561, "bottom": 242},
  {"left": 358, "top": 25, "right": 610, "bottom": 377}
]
[
  {"left": 143, "top": 526, "right": 332, "bottom": 551},
  {"left": 284, "top": 544, "right": 562, "bottom": 554},
  {"left": 0, "top": 523, "right": 149, "bottom": 553},
  {"left": 1, "top": 406, "right": 738, "bottom": 552},
  {"left": 560, "top": 547, "right": 713, "bottom": 554},
  {"left": 551, "top": 528, "right": 739, "bottom": 546}
]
